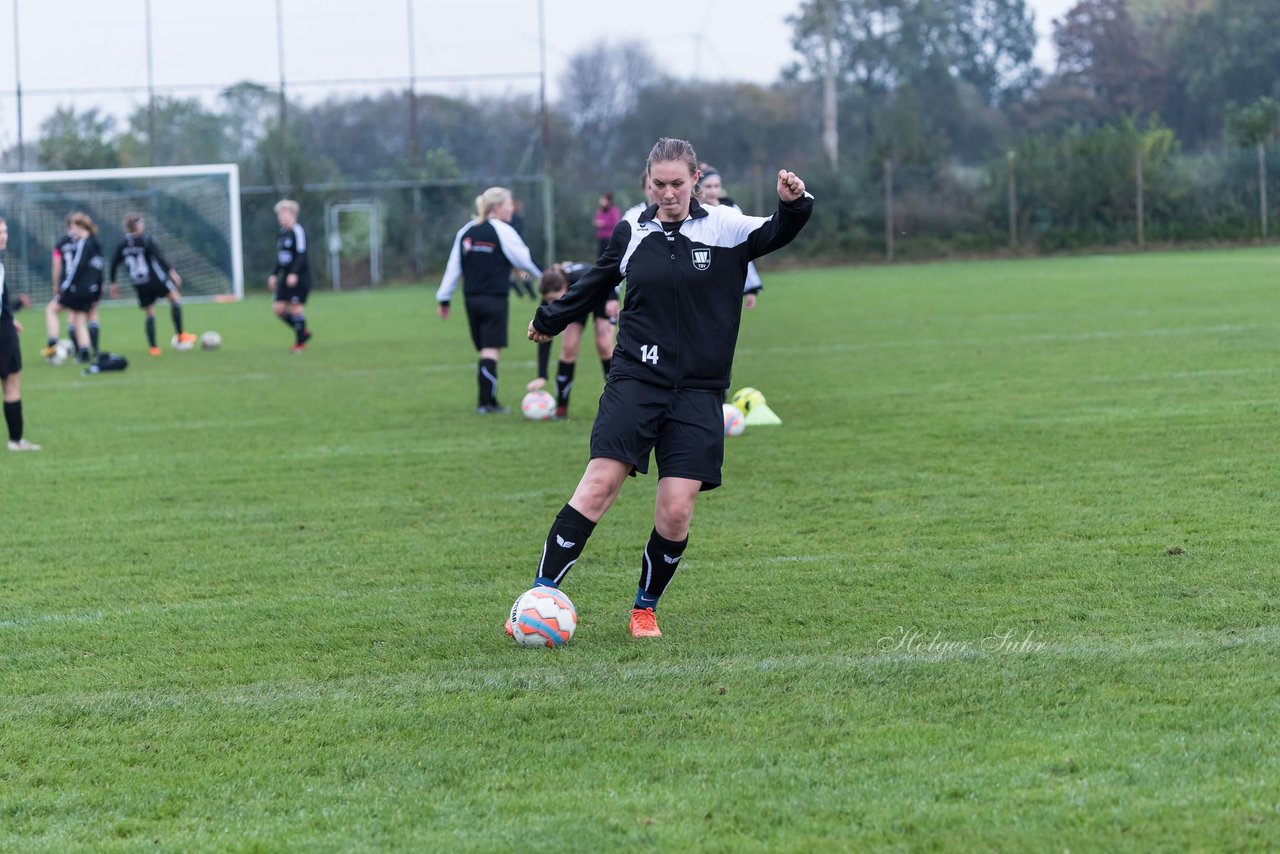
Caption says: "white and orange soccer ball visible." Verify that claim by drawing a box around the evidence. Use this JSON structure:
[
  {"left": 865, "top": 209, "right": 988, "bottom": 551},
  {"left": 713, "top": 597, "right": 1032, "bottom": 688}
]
[
  {"left": 521, "top": 389, "right": 556, "bottom": 421},
  {"left": 722, "top": 403, "right": 746, "bottom": 437},
  {"left": 508, "top": 587, "right": 578, "bottom": 648}
]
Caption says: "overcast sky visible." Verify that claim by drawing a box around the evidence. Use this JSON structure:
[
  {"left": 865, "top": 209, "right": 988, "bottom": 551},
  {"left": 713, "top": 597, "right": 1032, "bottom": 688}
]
[{"left": 0, "top": 0, "right": 1076, "bottom": 149}]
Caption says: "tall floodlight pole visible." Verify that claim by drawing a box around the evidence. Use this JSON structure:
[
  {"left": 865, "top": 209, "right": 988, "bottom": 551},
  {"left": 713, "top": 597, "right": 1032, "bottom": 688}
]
[
  {"left": 145, "top": 0, "right": 157, "bottom": 165},
  {"left": 538, "top": 0, "right": 554, "bottom": 262},
  {"left": 821, "top": 0, "right": 838, "bottom": 170},
  {"left": 12, "top": 0, "right": 24, "bottom": 170},
  {"left": 275, "top": 0, "right": 290, "bottom": 189},
  {"left": 408, "top": 0, "right": 422, "bottom": 278}
]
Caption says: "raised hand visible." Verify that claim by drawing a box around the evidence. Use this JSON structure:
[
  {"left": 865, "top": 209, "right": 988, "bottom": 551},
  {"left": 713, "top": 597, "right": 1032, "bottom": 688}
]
[{"left": 777, "top": 170, "right": 806, "bottom": 203}]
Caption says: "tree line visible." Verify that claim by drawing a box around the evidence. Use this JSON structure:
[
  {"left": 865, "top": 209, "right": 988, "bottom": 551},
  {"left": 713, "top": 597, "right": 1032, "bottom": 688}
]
[{"left": 6, "top": 0, "right": 1279, "bottom": 281}]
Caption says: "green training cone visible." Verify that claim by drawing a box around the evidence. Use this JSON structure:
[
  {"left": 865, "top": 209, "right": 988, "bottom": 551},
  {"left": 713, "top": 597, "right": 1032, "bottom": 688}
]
[{"left": 743, "top": 402, "right": 781, "bottom": 426}]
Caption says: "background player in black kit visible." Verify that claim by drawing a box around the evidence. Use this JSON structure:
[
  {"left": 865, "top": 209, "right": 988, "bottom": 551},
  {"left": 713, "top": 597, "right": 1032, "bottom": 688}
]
[
  {"left": 699, "top": 166, "right": 764, "bottom": 310},
  {"left": 268, "top": 199, "right": 313, "bottom": 353},
  {"left": 521, "top": 138, "right": 812, "bottom": 639},
  {"left": 43, "top": 212, "right": 104, "bottom": 365},
  {"left": 109, "top": 213, "right": 196, "bottom": 356},
  {"left": 0, "top": 217, "right": 40, "bottom": 451},
  {"left": 528, "top": 261, "right": 618, "bottom": 419},
  {"left": 436, "top": 187, "right": 542, "bottom": 414}
]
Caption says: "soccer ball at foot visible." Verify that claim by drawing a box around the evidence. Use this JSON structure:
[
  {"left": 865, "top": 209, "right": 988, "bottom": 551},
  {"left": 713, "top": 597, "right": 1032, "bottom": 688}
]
[
  {"left": 49, "top": 340, "right": 73, "bottom": 366},
  {"left": 200, "top": 331, "right": 222, "bottom": 350},
  {"left": 509, "top": 587, "right": 577, "bottom": 647},
  {"left": 171, "top": 334, "right": 194, "bottom": 352},
  {"left": 521, "top": 390, "right": 556, "bottom": 421},
  {"left": 723, "top": 403, "right": 746, "bottom": 437}
]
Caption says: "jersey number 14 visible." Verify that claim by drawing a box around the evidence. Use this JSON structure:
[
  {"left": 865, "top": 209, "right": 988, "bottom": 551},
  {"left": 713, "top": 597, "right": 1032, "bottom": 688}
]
[{"left": 640, "top": 344, "right": 660, "bottom": 365}]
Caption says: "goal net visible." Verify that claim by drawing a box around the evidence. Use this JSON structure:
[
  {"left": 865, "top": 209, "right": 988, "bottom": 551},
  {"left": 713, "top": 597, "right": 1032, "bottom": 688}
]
[{"left": 0, "top": 164, "right": 243, "bottom": 304}]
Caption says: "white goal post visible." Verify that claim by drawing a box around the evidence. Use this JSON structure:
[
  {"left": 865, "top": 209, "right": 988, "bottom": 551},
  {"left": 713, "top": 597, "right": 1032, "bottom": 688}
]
[
  {"left": 0, "top": 163, "right": 244, "bottom": 303},
  {"left": 325, "top": 200, "right": 383, "bottom": 292}
]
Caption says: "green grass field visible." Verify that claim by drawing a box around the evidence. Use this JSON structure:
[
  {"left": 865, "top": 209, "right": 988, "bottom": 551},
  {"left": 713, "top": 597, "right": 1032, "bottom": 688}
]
[{"left": 4, "top": 248, "right": 1280, "bottom": 851}]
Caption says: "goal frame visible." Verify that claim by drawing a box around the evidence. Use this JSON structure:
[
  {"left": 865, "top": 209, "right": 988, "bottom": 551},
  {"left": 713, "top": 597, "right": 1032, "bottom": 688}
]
[
  {"left": 0, "top": 163, "right": 245, "bottom": 301},
  {"left": 324, "top": 200, "right": 383, "bottom": 291}
]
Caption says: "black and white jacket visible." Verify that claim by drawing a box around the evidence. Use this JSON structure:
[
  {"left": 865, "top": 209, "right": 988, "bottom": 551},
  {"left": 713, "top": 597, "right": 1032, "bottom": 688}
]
[
  {"left": 58, "top": 236, "right": 105, "bottom": 299},
  {"left": 274, "top": 222, "right": 311, "bottom": 288},
  {"left": 110, "top": 233, "right": 175, "bottom": 288},
  {"left": 0, "top": 260, "right": 10, "bottom": 322},
  {"left": 533, "top": 194, "right": 813, "bottom": 390},
  {"left": 436, "top": 218, "right": 542, "bottom": 304}
]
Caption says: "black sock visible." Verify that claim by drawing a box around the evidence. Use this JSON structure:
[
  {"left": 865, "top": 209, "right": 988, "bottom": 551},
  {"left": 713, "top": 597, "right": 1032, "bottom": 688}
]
[
  {"left": 279, "top": 313, "right": 296, "bottom": 337},
  {"left": 478, "top": 358, "right": 498, "bottom": 406},
  {"left": 88, "top": 322, "right": 100, "bottom": 355},
  {"left": 634, "top": 528, "right": 688, "bottom": 611},
  {"left": 291, "top": 313, "right": 307, "bottom": 345},
  {"left": 555, "top": 360, "right": 575, "bottom": 410},
  {"left": 46, "top": 336, "right": 56, "bottom": 348},
  {"left": 145, "top": 316, "right": 156, "bottom": 347},
  {"left": 535, "top": 503, "right": 597, "bottom": 587},
  {"left": 77, "top": 346, "right": 91, "bottom": 364},
  {"left": 601, "top": 358, "right": 611, "bottom": 380},
  {"left": 171, "top": 304, "right": 184, "bottom": 335},
  {"left": 3, "top": 400, "right": 21, "bottom": 442}
]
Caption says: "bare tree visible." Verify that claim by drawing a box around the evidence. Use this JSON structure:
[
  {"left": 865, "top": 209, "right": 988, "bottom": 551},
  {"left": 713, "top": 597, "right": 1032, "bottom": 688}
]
[{"left": 558, "top": 41, "right": 662, "bottom": 181}]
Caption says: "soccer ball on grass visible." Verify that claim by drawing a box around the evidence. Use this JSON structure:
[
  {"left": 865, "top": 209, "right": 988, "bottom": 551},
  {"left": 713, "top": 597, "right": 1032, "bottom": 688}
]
[
  {"left": 48, "top": 339, "right": 74, "bottom": 366},
  {"left": 200, "top": 331, "right": 222, "bottom": 350},
  {"left": 521, "top": 389, "right": 556, "bottom": 421},
  {"left": 508, "top": 587, "right": 577, "bottom": 647},
  {"left": 722, "top": 403, "right": 746, "bottom": 437}
]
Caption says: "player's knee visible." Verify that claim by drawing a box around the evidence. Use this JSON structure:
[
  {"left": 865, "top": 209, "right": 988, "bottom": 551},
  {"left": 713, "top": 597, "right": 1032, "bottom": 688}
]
[
  {"left": 575, "top": 480, "right": 613, "bottom": 515},
  {"left": 656, "top": 501, "right": 694, "bottom": 537}
]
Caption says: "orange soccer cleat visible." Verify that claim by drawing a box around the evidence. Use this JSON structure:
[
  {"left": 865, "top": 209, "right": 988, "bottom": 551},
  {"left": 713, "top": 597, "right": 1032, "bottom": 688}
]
[
  {"left": 629, "top": 607, "right": 662, "bottom": 638},
  {"left": 176, "top": 332, "right": 198, "bottom": 345},
  {"left": 148, "top": 346, "right": 162, "bottom": 356}
]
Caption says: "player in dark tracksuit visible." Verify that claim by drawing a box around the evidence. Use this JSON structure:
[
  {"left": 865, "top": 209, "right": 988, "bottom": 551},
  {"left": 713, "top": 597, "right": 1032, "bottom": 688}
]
[
  {"left": 109, "top": 213, "right": 196, "bottom": 355},
  {"left": 520, "top": 137, "right": 812, "bottom": 639},
  {"left": 530, "top": 261, "right": 619, "bottom": 419},
  {"left": 269, "top": 199, "right": 313, "bottom": 352},
  {"left": 436, "top": 186, "right": 542, "bottom": 414},
  {"left": 0, "top": 216, "right": 40, "bottom": 450}
]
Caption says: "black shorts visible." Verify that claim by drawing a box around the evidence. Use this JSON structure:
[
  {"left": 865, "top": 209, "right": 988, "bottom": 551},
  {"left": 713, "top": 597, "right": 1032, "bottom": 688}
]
[
  {"left": 274, "top": 283, "right": 310, "bottom": 305},
  {"left": 465, "top": 295, "right": 509, "bottom": 350},
  {"left": 135, "top": 281, "right": 174, "bottom": 307},
  {"left": 56, "top": 288, "right": 97, "bottom": 313},
  {"left": 589, "top": 377, "right": 724, "bottom": 490},
  {"left": 0, "top": 318, "right": 20, "bottom": 379}
]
